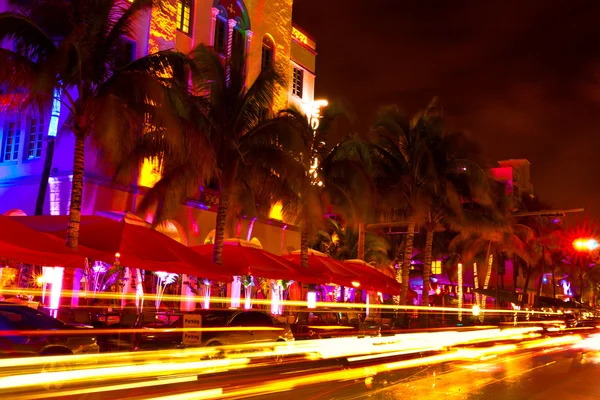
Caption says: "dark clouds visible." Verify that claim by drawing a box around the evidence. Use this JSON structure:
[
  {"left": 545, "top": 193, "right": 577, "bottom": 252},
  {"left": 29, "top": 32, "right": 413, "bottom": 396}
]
[{"left": 292, "top": 0, "right": 600, "bottom": 216}]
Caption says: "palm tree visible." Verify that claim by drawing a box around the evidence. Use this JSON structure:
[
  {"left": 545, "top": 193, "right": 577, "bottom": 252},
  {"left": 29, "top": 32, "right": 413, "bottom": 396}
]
[
  {"left": 449, "top": 193, "right": 539, "bottom": 309},
  {"left": 311, "top": 218, "right": 390, "bottom": 265},
  {"left": 369, "top": 99, "right": 470, "bottom": 305},
  {"left": 419, "top": 130, "right": 490, "bottom": 307},
  {"left": 272, "top": 105, "right": 373, "bottom": 269},
  {"left": 520, "top": 216, "right": 565, "bottom": 298},
  {"left": 131, "top": 45, "right": 306, "bottom": 267},
  {"left": 0, "top": 0, "right": 181, "bottom": 246}
]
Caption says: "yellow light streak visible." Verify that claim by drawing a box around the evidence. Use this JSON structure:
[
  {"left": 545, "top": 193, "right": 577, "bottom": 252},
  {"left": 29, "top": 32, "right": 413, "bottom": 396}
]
[
  {"left": 0, "top": 358, "right": 250, "bottom": 390},
  {"left": 15, "top": 376, "right": 198, "bottom": 400},
  {"left": 0, "top": 327, "right": 584, "bottom": 398},
  {"left": 1, "top": 288, "right": 563, "bottom": 316}
]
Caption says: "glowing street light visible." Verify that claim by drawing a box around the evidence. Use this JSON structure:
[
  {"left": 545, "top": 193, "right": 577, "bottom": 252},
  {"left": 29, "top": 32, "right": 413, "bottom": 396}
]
[{"left": 572, "top": 238, "right": 599, "bottom": 252}]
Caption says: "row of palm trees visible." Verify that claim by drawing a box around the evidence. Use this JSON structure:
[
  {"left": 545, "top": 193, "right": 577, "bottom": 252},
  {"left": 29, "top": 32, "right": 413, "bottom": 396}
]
[{"left": 0, "top": 1, "right": 595, "bottom": 306}]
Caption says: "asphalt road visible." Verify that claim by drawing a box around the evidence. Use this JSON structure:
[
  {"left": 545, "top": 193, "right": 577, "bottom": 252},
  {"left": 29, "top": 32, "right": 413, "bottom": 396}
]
[
  {"left": 259, "top": 348, "right": 600, "bottom": 400},
  {"left": 9, "top": 330, "right": 600, "bottom": 400}
]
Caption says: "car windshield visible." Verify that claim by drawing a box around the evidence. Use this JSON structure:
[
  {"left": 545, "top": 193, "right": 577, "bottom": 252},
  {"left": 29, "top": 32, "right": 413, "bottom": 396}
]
[
  {"left": 0, "top": 306, "right": 65, "bottom": 330},
  {"left": 171, "top": 311, "right": 233, "bottom": 327}
]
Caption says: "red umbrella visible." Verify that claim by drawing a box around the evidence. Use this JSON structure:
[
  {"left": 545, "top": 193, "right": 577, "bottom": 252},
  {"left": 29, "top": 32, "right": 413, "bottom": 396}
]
[
  {"left": 191, "top": 239, "right": 326, "bottom": 282},
  {"left": 343, "top": 259, "right": 402, "bottom": 295},
  {"left": 0, "top": 215, "right": 85, "bottom": 267},
  {"left": 282, "top": 249, "right": 362, "bottom": 287},
  {"left": 10, "top": 216, "right": 228, "bottom": 281}
]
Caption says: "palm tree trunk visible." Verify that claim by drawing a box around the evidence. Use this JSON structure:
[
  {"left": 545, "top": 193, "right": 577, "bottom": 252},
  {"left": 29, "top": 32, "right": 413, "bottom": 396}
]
[
  {"left": 552, "top": 267, "right": 556, "bottom": 299},
  {"left": 538, "top": 249, "right": 545, "bottom": 297},
  {"left": 357, "top": 222, "right": 365, "bottom": 261},
  {"left": 580, "top": 268, "right": 584, "bottom": 306},
  {"left": 399, "top": 216, "right": 416, "bottom": 305},
  {"left": 422, "top": 227, "right": 434, "bottom": 307},
  {"left": 66, "top": 135, "right": 85, "bottom": 249},
  {"left": 35, "top": 137, "right": 55, "bottom": 215},
  {"left": 213, "top": 189, "right": 229, "bottom": 265},
  {"left": 481, "top": 242, "right": 493, "bottom": 316},
  {"left": 300, "top": 219, "right": 309, "bottom": 269},
  {"left": 64, "top": 135, "right": 85, "bottom": 307},
  {"left": 522, "top": 266, "right": 532, "bottom": 295}
]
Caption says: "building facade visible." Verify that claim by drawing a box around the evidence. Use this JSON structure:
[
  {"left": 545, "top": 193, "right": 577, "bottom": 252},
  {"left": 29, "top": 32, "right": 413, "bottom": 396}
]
[{"left": 0, "top": 0, "right": 318, "bottom": 254}]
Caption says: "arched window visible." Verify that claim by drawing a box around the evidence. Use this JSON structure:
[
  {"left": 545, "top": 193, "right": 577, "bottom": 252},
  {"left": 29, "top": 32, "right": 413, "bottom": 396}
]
[
  {"left": 231, "top": 19, "right": 245, "bottom": 64},
  {"left": 214, "top": 10, "right": 227, "bottom": 55},
  {"left": 261, "top": 35, "right": 274, "bottom": 72}
]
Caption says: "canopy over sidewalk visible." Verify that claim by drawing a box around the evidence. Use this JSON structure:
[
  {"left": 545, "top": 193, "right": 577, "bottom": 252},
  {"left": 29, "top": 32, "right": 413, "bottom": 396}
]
[
  {"left": 192, "top": 239, "right": 327, "bottom": 282},
  {"left": 283, "top": 250, "right": 402, "bottom": 295},
  {"left": 10, "top": 216, "right": 228, "bottom": 280},
  {"left": 0, "top": 215, "right": 85, "bottom": 267}
]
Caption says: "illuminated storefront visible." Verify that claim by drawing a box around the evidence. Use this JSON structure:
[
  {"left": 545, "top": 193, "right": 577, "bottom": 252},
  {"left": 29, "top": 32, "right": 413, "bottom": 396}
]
[{"left": 0, "top": 0, "right": 319, "bottom": 257}]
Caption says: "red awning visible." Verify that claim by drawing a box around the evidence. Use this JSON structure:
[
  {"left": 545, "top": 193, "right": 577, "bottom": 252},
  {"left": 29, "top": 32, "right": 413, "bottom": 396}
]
[
  {"left": 343, "top": 260, "right": 402, "bottom": 295},
  {"left": 0, "top": 215, "right": 86, "bottom": 267},
  {"left": 10, "top": 216, "right": 228, "bottom": 280},
  {"left": 191, "top": 239, "right": 327, "bottom": 283},
  {"left": 283, "top": 250, "right": 363, "bottom": 287},
  {"left": 283, "top": 251, "right": 403, "bottom": 295}
]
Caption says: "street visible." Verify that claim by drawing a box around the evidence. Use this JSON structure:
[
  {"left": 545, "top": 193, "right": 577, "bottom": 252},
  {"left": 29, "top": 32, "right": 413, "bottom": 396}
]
[{"left": 6, "top": 328, "right": 597, "bottom": 400}]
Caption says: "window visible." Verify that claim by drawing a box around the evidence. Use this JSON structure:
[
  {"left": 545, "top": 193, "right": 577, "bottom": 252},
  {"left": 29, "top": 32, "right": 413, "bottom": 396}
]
[
  {"left": 27, "top": 115, "right": 44, "bottom": 159},
  {"left": 231, "top": 28, "right": 245, "bottom": 63},
  {"left": 0, "top": 307, "right": 64, "bottom": 330},
  {"left": 292, "top": 67, "right": 304, "bottom": 98},
  {"left": 230, "top": 312, "right": 273, "bottom": 327},
  {"left": 214, "top": 18, "right": 227, "bottom": 55},
  {"left": 176, "top": 0, "right": 192, "bottom": 34},
  {"left": 261, "top": 36, "right": 274, "bottom": 72},
  {"left": 3, "top": 119, "right": 21, "bottom": 161},
  {"left": 432, "top": 260, "right": 442, "bottom": 275}
]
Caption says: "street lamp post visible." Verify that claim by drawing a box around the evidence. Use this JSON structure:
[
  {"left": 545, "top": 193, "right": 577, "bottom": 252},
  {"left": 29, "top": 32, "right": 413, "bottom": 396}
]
[{"left": 572, "top": 238, "right": 598, "bottom": 306}]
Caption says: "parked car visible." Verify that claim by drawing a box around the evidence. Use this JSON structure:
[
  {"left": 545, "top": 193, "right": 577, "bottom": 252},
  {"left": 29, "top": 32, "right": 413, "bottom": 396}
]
[
  {"left": 134, "top": 309, "right": 294, "bottom": 351},
  {"left": 0, "top": 303, "right": 99, "bottom": 357},
  {"left": 290, "top": 309, "right": 380, "bottom": 340}
]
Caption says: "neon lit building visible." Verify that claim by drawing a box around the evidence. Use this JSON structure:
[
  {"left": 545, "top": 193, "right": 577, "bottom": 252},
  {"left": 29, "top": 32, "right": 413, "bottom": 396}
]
[
  {"left": 491, "top": 159, "right": 534, "bottom": 200},
  {"left": 0, "top": 0, "right": 318, "bottom": 254}
]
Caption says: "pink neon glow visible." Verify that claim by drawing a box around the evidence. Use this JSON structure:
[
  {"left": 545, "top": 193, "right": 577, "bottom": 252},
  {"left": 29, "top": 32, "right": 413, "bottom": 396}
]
[
  {"left": 203, "top": 285, "right": 211, "bottom": 309},
  {"left": 246, "top": 217, "right": 258, "bottom": 241},
  {"left": 365, "top": 291, "right": 370, "bottom": 317},
  {"left": 230, "top": 276, "right": 241, "bottom": 308},
  {"left": 281, "top": 225, "right": 288, "bottom": 254},
  {"left": 307, "top": 291, "right": 316, "bottom": 309},
  {"left": 49, "top": 267, "right": 64, "bottom": 310},
  {"left": 271, "top": 283, "right": 281, "bottom": 315},
  {"left": 245, "top": 287, "right": 252, "bottom": 309}
]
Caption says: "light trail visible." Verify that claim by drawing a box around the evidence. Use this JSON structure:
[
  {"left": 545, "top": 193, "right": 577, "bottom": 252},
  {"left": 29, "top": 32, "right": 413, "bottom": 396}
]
[
  {"left": 0, "top": 325, "right": 569, "bottom": 398},
  {"left": 0, "top": 288, "right": 564, "bottom": 315},
  {"left": 145, "top": 334, "right": 583, "bottom": 400}
]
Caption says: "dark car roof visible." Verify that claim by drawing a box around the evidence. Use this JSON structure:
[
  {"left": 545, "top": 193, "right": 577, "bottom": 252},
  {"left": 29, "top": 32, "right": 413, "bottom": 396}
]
[{"left": 170, "top": 309, "right": 273, "bottom": 327}]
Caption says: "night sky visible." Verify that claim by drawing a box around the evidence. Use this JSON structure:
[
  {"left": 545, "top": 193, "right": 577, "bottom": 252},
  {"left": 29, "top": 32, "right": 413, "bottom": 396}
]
[{"left": 292, "top": 0, "right": 600, "bottom": 217}]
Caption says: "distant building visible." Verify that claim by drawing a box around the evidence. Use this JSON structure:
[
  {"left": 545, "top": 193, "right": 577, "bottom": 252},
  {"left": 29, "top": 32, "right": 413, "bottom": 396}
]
[{"left": 491, "top": 159, "right": 534, "bottom": 201}]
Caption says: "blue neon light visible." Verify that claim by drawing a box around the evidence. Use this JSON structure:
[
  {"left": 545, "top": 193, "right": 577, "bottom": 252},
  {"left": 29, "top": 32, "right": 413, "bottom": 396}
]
[{"left": 47, "top": 88, "right": 61, "bottom": 137}]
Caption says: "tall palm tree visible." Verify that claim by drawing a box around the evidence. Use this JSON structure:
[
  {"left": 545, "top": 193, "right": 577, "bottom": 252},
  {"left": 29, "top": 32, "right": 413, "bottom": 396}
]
[
  {"left": 419, "top": 130, "right": 490, "bottom": 307},
  {"left": 520, "top": 215, "right": 565, "bottom": 298},
  {"left": 0, "top": 0, "right": 181, "bottom": 244},
  {"left": 273, "top": 105, "right": 373, "bottom": 269},
  {"left": 449, "top": 193, "right": 539, "bottom": 308},
  {"left": 369, "top": 99, "right": 462, "bottom": 305},
  {"left": 130, "top": 45, "right": 306, "bottom": 267},
  {"left": 0, "top": 1, "right": 185, "bottom": 303},
  {"left": 311, "top": 218, "right": 390, "bottom": 265}
]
